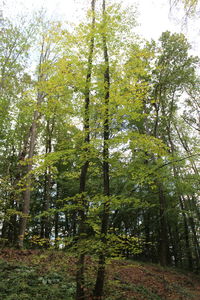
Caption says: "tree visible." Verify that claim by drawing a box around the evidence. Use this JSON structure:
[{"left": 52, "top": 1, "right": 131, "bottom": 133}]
[
  {"left": 170, "top": 0, "right": 198, "bottom": 16},
  {"left": 0, "top": 17, "right": 33, "bottom": 246},
  {"left": 76, "top": 1, "right": 96, "bottom": 299},
  {"left": 18, "top": 20, "right": 65, "bottom": 248},
  {"left": 0, "top": 2, "right": 199, "bottom": 296},
  {"left": 93, "top": 0, "right": 110, "bottom": 297}
]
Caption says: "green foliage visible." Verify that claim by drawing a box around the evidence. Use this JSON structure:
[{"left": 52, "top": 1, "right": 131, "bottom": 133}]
[
  {"left": 0, "top": 260, "right": 75, "bottom": 300},
  {"left": 107, "top": 234, "right": 143, "bottom": 258},
  {"left": 0, "top": 0, "right": 199, "bottom": 289}
]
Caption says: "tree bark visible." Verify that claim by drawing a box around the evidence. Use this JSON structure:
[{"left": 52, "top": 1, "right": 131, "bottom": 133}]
[
  {"left": 41, "top": 119, "right": 54, "bottom": 242},
  {"left": 179, "top": 196, "right": 193, "bottom": 270},
  {"left": 167, "top": 127, "right": 194, "bottom": 270},
  {"left": 76, "top": 1, "right": 96, "bottom": 299},
  {"left": 93, "top": 0, "right": 110, "bottom": 298},
  {"left": 18, "top": 109, "right": 39, "bottom": 249},
  {"left": 18, "top": 37, "right": 47, "bottom": 248},
  {"left": 158, "top": 183, "right": 169, "bottom": 266}
]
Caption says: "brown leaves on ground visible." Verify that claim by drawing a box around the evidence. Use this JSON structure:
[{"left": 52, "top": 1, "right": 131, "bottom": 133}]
[
  {"left": 108, "top": 260, "right": 200, "bottom": 299},
  {"left": 0, "top": 249, "right": 200, "bottom": 299}
]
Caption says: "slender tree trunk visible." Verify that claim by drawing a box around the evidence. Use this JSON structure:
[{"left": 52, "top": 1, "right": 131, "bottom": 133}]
[
  {"left": 40, "top": 119, "right": 54, "bottom": 242},
  {"left": 1, "top": 220, "right": 9, "bottom": 242},
  {"left": 18, "top": 38, "right": 47, "bottom": 248},
  {"left": 152, "top": 155, "right": 169, "bottom": 266},
  {"left": 151, "top": 88, "right": 169, "bottom": 267},
  {"left": 170, "top": 164, "right": 193, "bottom": 270},
  {"left": 167, "top": 128, "right": 194, "bottom": 270},
  {"left": 18, "top": 110, "right": 39, "bottom": 248},
  {"left": 158, "top": 183, "right": 169, "bottom": 266},
  {"left": 41, "top": 170, "right": 51, "bottom": 241},
  {"left": 144, "top": 212, "right": 151, "bottom": 260},
  {"left": 54, "top": 212, "right": 59, "bottom": 240},
  {"left": 179, "top": 196, "right": 193, "bottom": 270},
  {"left": 168, "top": 225, "right": 178, "bottom": 267},
  {"left": 189, "top": 216, "right": 200, "bottom": 271},
  {"left": 8, "top": 200, "right": 18, "bottom": 246},
  {"left": 1, "top": 138, "right": 29, "bottom": 246},
  {"left": 44, "top": 177, "right": 51, "bottom": 239},
  {"left": 93, "top": 0, "right": 110, "bottom": 298},
  {"left": 76, "top": 1, "right": 96, "bottom": 299},
  {"left": 54, "top": 182, "right": 60, "bottom": 249}
]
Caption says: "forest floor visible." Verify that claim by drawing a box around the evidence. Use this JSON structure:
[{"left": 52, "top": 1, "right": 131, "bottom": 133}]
[{"left": 0, "top": 249, "right": 199, "bottom": 300}]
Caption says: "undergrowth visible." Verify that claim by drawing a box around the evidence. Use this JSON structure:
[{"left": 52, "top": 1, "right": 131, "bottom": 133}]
[
  {"left": 0, "top": 259, "right": 75, "bottom": 300},
  {"left": 0, "top": 250, "right": 199, "bottom": 300}
]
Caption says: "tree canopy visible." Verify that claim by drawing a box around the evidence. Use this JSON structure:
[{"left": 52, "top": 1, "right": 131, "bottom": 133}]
[{"left": 0, "top": 1, "right": 200, "bottom": 299}]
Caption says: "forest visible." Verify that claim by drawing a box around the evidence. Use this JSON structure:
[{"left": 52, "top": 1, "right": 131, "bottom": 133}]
[{"left": 0, "top": 0, "right": 200, "bottom": 299}]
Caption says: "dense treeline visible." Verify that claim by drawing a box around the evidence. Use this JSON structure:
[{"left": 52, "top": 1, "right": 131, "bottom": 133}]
[{"left": 0, "top": 1, "right": 199, "bottom": 299}]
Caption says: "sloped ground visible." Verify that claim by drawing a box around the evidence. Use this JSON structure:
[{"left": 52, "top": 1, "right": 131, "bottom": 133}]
[
  {"left": 0, "top": 249, "right": 199, "bottom": 300},
  {"left": 107, "top": 260, "right": 200, "bottom": 299}
]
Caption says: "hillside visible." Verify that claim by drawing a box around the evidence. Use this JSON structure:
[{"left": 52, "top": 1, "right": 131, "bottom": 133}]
[{"left": 0, "top": 249, "right": 199, "bottom": 300}]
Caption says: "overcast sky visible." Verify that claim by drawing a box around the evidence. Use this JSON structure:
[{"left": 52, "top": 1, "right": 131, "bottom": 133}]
[{"left": 2, "top": 0, "right": 200, "bottom": 54}]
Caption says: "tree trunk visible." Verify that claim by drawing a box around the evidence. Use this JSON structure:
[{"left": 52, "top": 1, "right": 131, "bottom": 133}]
[
  {"left": 18, "top": 36, "right": 50, "bottom": 248},
  {"left": 158, "top": 183, "right": 169, "bottom": 266},
  {"left": 40, "top": 119, "right": 54, "bottom": 242},
  {"left": 167, "top": 128, "right": 194, "bottom": 270},
  {"left": 76, "top": 1, "right": 96, "bottom": 299},
  {"left": 93, "top": 0, "right": 110, "bottom": 298},
  {"left": 54, "top": 183, "right": 60, "bottom": 249},
  {"left": 179, "top": 196, "right": 193, "bottom": 270},
  {"left": 18, "top": 110, "right": 39, "bottom": 249},
  {"left": 188, "top": 216, "right": 200, "bottom": 271}
]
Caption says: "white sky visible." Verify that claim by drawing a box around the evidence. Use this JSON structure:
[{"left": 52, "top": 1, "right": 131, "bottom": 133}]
[{"left": 2, "top": 0, "right": 200, "bottom": 55}]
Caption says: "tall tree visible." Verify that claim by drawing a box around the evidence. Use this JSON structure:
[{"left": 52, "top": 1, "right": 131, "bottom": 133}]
[
  {"left": 17, "top": 20, "right": 60, "bottom": 247},
  {"left": 94, "top": 0, "right": 110, "bottom": 297},
  {"left": 76, "top": 1, "right": 96, "bottom": 299}
]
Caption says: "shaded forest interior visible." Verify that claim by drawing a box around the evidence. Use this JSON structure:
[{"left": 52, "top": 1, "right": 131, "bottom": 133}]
[{"left": 0, "top": 0, "right": 200, "bottom": 299}]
